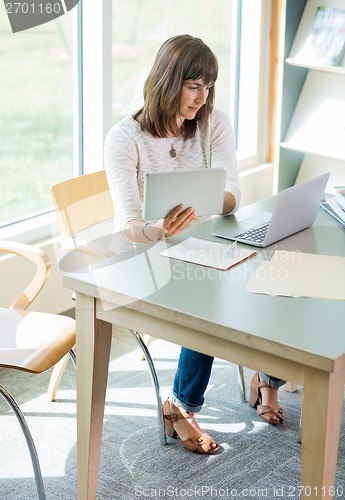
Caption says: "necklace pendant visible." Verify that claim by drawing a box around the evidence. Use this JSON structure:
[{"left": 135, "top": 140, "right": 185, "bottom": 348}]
[{"left": 169, "top": 146, "right": 176, "bottom": 158}]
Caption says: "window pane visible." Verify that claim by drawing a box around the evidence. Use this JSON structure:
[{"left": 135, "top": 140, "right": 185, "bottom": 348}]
[{"left": 0, "top": 10, "right": 74, "bottom": 226}]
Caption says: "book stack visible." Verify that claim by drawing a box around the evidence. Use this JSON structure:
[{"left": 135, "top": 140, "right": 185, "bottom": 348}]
[{"left": 321, "top": 186, "right": 345, "bottom": 227}]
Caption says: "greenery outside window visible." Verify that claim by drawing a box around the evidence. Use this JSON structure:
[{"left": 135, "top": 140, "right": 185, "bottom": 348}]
[{"left": 0, "top": 5, "right": 74, "bottom": 230}]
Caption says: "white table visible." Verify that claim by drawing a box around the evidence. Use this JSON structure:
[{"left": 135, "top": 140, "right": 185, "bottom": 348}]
[{"left": 64, "top": 198, "right": 345, "bottom": 499}]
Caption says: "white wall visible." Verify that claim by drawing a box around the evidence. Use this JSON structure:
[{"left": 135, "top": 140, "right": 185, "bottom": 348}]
[{"left": 239, "top": 164, "right": 274, "bottom": 207}]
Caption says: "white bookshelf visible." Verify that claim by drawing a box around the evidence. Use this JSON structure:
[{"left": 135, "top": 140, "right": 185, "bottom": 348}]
[
  {"left": 285, "top": 58, "right": 345, "bottom": 74},
  {"left": 276, "top": 0, "right": 345, "bottom": 192}
]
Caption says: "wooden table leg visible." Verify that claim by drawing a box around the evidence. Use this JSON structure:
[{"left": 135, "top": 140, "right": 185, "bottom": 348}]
[
  {"left": 301, "top": 367, "right": 344, "bottom": 500},
  {"left": 76, "top": 293, "right": 112, "bottom": 500}
]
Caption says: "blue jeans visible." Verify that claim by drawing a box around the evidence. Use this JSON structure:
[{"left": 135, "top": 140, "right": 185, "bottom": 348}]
[{"left": 172, "top": 348, "right": 286, "bottom": 413}]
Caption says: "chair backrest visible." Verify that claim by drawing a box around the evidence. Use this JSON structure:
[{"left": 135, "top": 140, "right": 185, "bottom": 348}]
[
  {"left": 50, "top": 170, "right": 115, "bottom": 238},
  {"left": 0, "top": 240, "right": 50, "bottom": 310}
]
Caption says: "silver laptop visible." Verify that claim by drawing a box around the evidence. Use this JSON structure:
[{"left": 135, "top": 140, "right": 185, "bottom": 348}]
[
  {"left": 143, "top": 168, "right": 226, "bottom": 220},
  {"left": 212, "top": 172, "right": 330, "bottom": 247}
]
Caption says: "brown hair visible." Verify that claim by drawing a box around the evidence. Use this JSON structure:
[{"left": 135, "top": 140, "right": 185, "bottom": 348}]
[{"left": 134, "top": 34, "right": 218, "bottom": 140}]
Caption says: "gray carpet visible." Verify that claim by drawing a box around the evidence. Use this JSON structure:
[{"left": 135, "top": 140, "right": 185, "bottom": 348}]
[{"left": 1, "top": 327, "right": 344, "bottom": 500}]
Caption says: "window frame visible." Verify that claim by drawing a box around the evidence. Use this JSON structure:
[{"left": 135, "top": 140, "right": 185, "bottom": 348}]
[{"left": 235, "top": 0, "right": 271, "bottom": 171}]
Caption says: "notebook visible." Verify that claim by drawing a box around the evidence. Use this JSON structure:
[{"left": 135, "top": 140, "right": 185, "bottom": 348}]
[
  {"left": 159, "top": 236, "right": 256, "bottom": 270},
  {"left": 143, "top": 168, "right": 226, "bottom": 220},
  {"left": 212, "top": 172, "right": 330, "bottom": 247}
]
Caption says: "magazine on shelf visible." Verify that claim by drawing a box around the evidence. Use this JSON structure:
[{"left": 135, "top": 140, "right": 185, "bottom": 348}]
[
  {"left": 298, "top": 6, "right": 345, "bottom": 66},
  {"left": 321, "top": 187, "right": 345, "bottom": 228}
]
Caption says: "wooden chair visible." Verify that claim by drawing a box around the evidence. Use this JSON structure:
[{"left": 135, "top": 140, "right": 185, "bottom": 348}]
[
  {"left": 0, "top": 240, "right": 76, "bottom": 500},
  {"left": 50, "top": 170, "right": 166, "bottom": 444}
]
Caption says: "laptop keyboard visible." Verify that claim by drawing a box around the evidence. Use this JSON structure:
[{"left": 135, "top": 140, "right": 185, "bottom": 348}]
[{"left": 234, "top": 222, "right": 270, "bottom": 243}]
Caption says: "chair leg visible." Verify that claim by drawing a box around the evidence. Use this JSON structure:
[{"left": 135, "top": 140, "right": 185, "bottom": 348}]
[
  {"left": 47, "top": 348, "right": 76, "bottom": 402},
  {"left": 298, "top": 400, "right": 302, "bottom": 444},
  {"left": 237, "top": 365, "right": 247, "bottom": 402},
  {"left": 0, "top": 384, "right": 46, "bottom": 500},
  {"left": 68, "top": 348, "right": 77, "bottom": 368},
  {"left": 129, "top": 330, "right": 167, "bottom": 445},
  {"left": 139, "top": 333, "right": 153, "bottom": 360}
]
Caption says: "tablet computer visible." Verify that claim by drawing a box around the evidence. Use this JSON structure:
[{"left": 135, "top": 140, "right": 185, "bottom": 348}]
[{"left": 143, "top": 168, "right": 226, "bottom": 220}]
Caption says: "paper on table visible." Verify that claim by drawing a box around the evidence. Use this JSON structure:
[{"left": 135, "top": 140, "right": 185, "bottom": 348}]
[
  {"left": 159, "top": 236, "right": 256, "bottom": 270},
  {"left": 247, "top": 250, "right": 345, "bottom": 301}
]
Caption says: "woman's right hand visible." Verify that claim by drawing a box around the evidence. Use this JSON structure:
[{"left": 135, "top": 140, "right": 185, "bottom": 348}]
[{"left": 162, "top": 204, "right": 196, "bottom": 236}]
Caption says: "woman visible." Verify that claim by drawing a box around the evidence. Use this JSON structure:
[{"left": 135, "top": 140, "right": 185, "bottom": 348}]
[{"left": 104, "top": 34, "right": 285, "bottom": 455}]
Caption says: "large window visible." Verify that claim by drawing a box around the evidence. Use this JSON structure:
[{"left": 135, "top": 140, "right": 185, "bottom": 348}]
[{"left": 0, "top": 5, "right": 74, "bottom": 228}]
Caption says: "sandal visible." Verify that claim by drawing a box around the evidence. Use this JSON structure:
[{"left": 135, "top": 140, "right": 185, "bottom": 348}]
[
  {"left": 162, "top": 398, "right": 219, "bottom": 454},
  {"left": 249, "top": 372, "right": 284, "bottom": 426}
]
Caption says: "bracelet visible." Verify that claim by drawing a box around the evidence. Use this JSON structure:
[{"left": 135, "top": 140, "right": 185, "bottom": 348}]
[{"left": 141, "top": 222, "right": 154, "bottom": 242}]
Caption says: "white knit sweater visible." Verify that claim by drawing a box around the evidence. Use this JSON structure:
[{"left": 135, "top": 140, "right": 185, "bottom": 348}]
[{"left": 104, "top": 108, "right": 241, "bottom": 251}]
